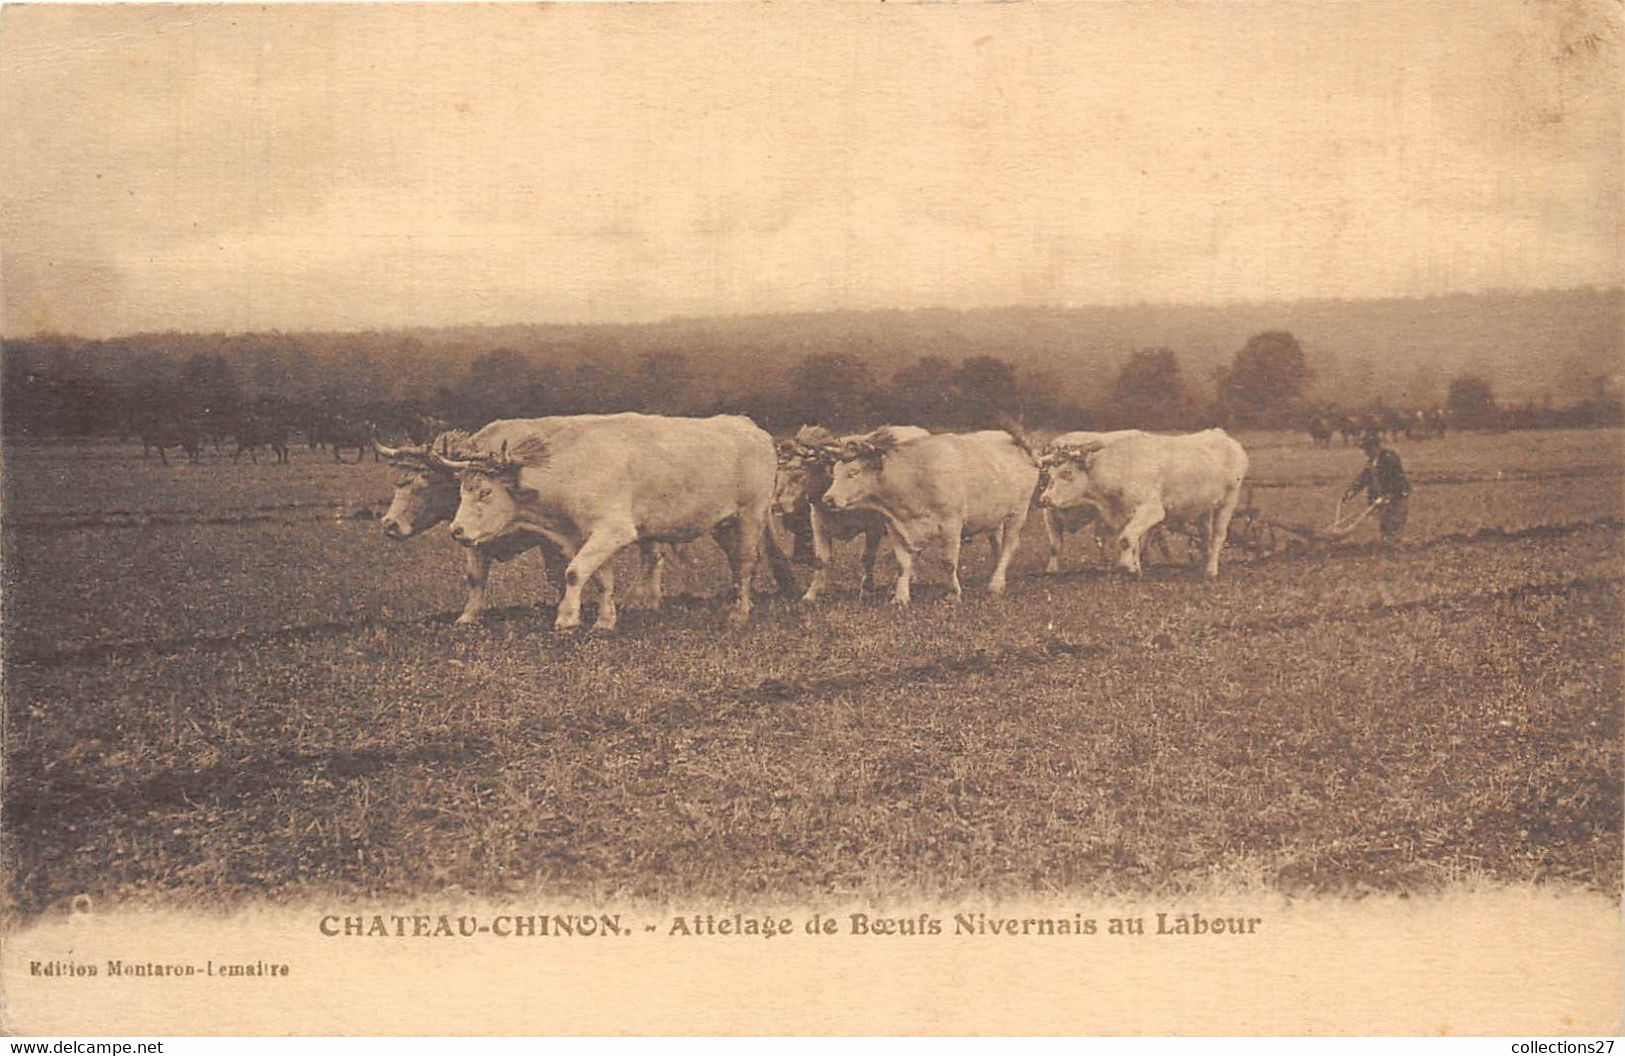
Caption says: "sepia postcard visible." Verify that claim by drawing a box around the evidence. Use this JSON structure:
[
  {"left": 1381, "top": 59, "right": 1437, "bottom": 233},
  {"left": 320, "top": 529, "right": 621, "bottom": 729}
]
[{"left": 1, "top": 1, "right": 1620, "bottom": 1037}]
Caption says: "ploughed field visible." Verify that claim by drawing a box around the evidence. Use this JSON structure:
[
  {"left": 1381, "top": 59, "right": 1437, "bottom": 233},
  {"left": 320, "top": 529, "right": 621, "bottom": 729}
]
[{"left": 3, "top": 429, "right": 1621, "bottom": 917}]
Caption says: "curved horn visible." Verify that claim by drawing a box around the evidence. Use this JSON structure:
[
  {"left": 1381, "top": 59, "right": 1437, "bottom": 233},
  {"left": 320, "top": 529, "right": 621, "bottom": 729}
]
[
  {"left": 1050, "top": 441, "right": 1106, "bottom": 468},
  {"left": 370, "top": 429, "right": 410, "bottom": 460},
  {"left": 428, "top": 447, "right": 479, "bottom": 471}
]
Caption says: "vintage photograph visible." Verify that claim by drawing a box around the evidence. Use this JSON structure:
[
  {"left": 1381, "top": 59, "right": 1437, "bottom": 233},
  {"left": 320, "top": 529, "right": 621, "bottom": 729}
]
[{"left": 2, "top": 1, "right": 1620, "bottom": 1036}]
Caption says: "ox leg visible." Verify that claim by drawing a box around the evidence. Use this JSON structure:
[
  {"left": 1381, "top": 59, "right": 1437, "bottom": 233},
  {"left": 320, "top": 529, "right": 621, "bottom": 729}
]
[
  {"left": 710, "top": 518, "right": 757, "bottom": 626},
  {"left": 1043, "top": 509, "right": 1065, "bottom": 574},
  {"left": 802, "top": 508, "right": 834, "bottom": 602},
  {"left": 1115, "top": 501, "right": 1166, "bottom": 577},
  {"left": 889, "top": 530, "right": 916, "bottom": 606},
  {"left": 1205, "top": 488, "right": 1242, "bottom": 580},
  {"left": 591, "top": 563, "right": 619, "bottom": 632},
  {"left": 1088, "top": 522, "right": 1107, "bottom": 565},
  {"left": 727, "top": 508, "right": 771, "bottom": 627},
  {"left": 637, "top": 540, "right": 665, "bottom": 610},
  {"left": 712, "top": 520, "right": 743, "bottom": 584},
  {"left": 988, "top": 506, "right": 1029, "bottom": 594},
  {"left": 761, "top": 518, "right": 800, "bottom": 599},
  {"left": 1147, "top": 525, "right": 1174, "bottom": 566},
  {"left": 156, "top": 446, "right": 169, "bottom": 467},
  {"left": 457, "top": 547, "right": 493, "bottom": 625},
  {"left": 943, "top": 523, "right": 965, "bottom": 600},
  {"left": 539, "top": 540, "right": 569, "bottom": 603},
  {"left": 555, "top": 527, "right": 635, "bottom": 632},
  {"left": 857, "top": 528, "right": 884, "bottom": 596}
]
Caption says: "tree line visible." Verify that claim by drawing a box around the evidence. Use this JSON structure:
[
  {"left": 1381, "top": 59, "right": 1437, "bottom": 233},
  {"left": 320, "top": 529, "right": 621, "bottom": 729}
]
[{"left": 3, "top": 326, "right": 1619, "bottom": 441}]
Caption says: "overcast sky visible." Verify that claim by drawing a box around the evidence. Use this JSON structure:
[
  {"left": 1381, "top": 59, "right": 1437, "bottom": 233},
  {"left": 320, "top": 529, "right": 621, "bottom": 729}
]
[{"left": 2, "top": 2, "right": 1619, "bottom": 337}]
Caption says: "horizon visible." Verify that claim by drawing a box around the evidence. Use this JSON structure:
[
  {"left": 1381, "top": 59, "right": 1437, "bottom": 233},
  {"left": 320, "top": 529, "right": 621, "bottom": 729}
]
[
  {"left": 3, "top": 4, "right": 1620, "bottom": 338},
  {"left": 5, "top": 282, "right": 1620, "bottom": 345}
]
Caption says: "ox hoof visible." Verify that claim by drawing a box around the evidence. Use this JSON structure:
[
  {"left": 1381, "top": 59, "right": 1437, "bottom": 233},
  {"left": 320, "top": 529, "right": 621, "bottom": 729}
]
[
  {"left": 799, "top": 591, "right": 821, "bottom": 604},
  {"left": 590, "top": 621, "right": 618, "bottom": 634},
  {"left": 889, "top": 595, "right": 911, "bottom": 608},
  {"left": 454, "top": 614, "right": 481, "bottom": 627},
  {"left": 554, "top": 616, "right": 582, "bottom": 632},
  {"left": 727, "top": 609, "right": 751, "bottom": 629}
]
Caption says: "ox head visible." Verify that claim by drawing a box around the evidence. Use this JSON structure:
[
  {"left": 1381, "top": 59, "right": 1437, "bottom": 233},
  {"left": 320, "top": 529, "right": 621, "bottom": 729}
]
[
  {"left": 820, "top": 427, "right": 905, "bottom": 512},
  {"left": 438, "top": 437, "right": 546, "bottom": 547},
  {"left": 375, "top": 432, "right": 464, "bottom": 540},
  {"left": 1035, "top": 442, "right": 1105, "bottom": 511},
  {"left": 773, "top": 425, "right": 844, "bottom": 516}
]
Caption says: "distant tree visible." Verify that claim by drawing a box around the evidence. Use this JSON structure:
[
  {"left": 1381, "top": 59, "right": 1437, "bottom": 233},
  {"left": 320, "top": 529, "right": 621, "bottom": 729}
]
[
  {"left": 785, "top": 353, "right": 878, "bottom": 430},
  {"left": 1401, "top": 362, "right": 1445, "bottom": 410},
  {"left": 885, "top": 355, "right": 958, "bottom": 426},
  {"left": 1108, "top": 348, "right": 1198, "bottom": 429},
  {"left": 564, "top": 360, "right": 633, "bottom": 414},
  {"left": 953, "top": 355, "right": 1019, "bottom": 427},
  {"left": 1446, "top": 374, "right": 1497, "bottom": 429},
  {"left": 1223, "top": 331, "right": 1311, "bottom": 426},
  {"left": 635, "top": 350, "right": 695, "bottom": 414},
  {"left": 323, "top": 350, "right": 397, "bottom": 408},
  {"left": 1013, "top": 367, "right": 1075, "bottom": 429},
  {"left": 177, "top": 353, "right": 243, "bottom": 417},
  {"left": 462, "top": 348, "right": 540, "bottom": 419}
]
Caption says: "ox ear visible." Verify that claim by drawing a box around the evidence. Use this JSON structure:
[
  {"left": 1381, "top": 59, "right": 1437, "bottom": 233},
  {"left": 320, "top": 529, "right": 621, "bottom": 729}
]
[
  {"left": 1075, "top": 442, "right": 1108, "bottom": 470},
  {"left": 505, "top": 435, "right": 551, "bottom": 468},
  {"left": 1046, "top": 444, "right": 1090, "bottom": 470},
  {"left": 843, "top": 439, "right": 885, "bottom": 466}
]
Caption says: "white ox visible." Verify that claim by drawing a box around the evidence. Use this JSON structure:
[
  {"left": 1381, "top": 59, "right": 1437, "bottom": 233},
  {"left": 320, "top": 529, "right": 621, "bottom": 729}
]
[
  {"left": 374, "top": 421, "right": 666, "bottom": 625},
  {"left": 773, "top": 424, "right": 931, "bottom": 601},
  {"left": 1038, "top": 430, "right": 1147, "bottom": 573},
  {"left": 1036, "top": 428, "right": 1249, "bottom": 579},
  {"left": 820, "top": 428, "right": 1038, "bottom": 606},
  {"left": 440, "top": 413, "right": 797, "bottom": 631}
]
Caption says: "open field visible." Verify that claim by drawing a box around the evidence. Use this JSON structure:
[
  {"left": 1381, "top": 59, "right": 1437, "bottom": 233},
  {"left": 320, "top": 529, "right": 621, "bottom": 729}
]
[{"left": 3, "top": 428, "right": 1621, "bottom": 918}]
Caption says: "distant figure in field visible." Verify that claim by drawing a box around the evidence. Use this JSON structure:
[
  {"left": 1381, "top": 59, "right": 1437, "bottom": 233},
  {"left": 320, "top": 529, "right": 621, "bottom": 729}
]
[{"left": 1345, "top": 433, "right": 1410, "bottom": 545}]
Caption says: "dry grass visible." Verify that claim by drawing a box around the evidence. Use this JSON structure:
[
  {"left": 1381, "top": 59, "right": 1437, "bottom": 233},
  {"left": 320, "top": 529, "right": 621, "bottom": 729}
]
[{"left": 3, "top": 428, "right": 1620, "bottom": 919}]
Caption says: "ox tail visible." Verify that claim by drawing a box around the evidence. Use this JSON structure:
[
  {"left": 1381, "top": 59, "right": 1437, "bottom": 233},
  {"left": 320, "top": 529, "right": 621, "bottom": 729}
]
[{"left": 999, "top": 417, "right": 1037, "bottom": 463}]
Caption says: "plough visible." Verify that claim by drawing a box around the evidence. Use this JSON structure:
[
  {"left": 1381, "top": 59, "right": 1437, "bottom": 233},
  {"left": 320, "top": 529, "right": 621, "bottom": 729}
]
[{"left": 1223, "top": 487, "right": 1386, "bottom": 555}]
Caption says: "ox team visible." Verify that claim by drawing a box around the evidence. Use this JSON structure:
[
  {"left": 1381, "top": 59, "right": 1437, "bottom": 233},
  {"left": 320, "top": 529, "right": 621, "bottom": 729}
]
[{"left": 374, "top": 412, "right": 1259, "bottom": 631}]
